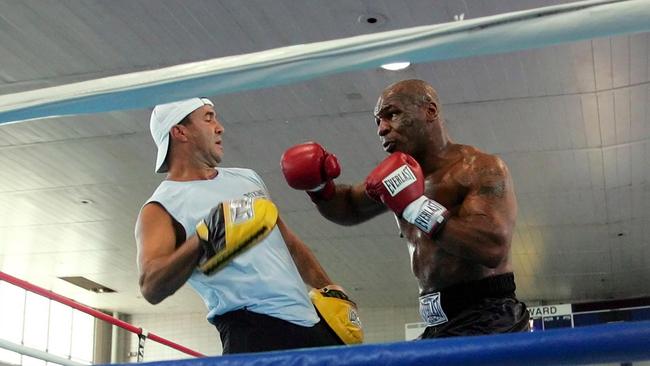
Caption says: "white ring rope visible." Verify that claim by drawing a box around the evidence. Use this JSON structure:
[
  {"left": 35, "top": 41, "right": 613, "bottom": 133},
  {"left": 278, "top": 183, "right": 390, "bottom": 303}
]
[{"left": 0, "top": 0, "right": 648, "bottom": 125}]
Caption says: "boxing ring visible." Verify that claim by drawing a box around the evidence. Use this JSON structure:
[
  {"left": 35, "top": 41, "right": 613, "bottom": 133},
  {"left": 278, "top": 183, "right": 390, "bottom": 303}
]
[
  {"left": 113, "top": 321, "right": 650, "bottom": 366},
  {"left": 1, "top": 269, "right": 649, "bottom": 366},
  {"left": 2, "top": 272, "right": 649, "bottom": 365},
  {"left": 1, "top": 0, "right": 650, "bottom": 365}
]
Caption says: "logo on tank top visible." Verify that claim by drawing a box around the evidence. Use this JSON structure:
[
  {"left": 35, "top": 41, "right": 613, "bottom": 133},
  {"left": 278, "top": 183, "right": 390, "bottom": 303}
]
[
  {"left": 382, "top": 165, "right": 417, "bottom": 197},
  {"left": 243, "top": 190, "right": 266, "bottom": 199},
  {"left": 419, "top": 292, "right": 448, "bottom": 326}
]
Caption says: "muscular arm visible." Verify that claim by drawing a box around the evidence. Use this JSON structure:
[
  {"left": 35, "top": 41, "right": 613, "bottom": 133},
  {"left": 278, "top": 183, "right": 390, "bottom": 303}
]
[
  {"left": 435, "top": 156, "right": 517, "bottom": 268},
  {"left": 315, "top": 182, "right": 387, "bottom": 225},
  {"left": 135, "top": 203, "right": 203, "bottom": 304},
  {"left": 278, "top": 217, "right": 332, "bottom": 288}
]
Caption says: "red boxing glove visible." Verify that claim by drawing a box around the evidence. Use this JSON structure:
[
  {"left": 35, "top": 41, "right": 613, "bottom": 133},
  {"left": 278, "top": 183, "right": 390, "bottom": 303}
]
[
  {"left": 281, "top": 142, "right": 341, "bottom": 202},
  {"left": 365, "top": 152, "right": 449, "bottom": 236}
]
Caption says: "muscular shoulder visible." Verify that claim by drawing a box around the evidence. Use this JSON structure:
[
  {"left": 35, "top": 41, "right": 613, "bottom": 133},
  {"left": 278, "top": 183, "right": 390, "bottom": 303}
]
[
  {"left": 138, "top": 202, "right": 173, "bottom": 229},
  {"left": 457, "top": 145, "right": 511, "bottom": 193},
  {"left": 137, "top": 202, "right": 185, "bottom": 246},
  {"left": 456, "top": 145, "right": 507, "bottom": 174}
]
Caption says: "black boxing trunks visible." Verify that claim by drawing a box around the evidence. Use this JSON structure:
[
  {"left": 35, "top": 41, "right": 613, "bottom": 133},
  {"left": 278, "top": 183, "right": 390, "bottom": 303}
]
[
  {"left": 214, "top": 308, "right": 341, "bottom": 354},
  {"left": 418, "top": 273, "right": 530, "bottom": 338}
]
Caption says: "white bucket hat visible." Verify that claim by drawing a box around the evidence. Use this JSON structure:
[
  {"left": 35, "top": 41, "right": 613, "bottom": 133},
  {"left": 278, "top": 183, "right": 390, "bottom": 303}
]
[{"left": 149, "top": 97, "right": 214, "bottom": 173}]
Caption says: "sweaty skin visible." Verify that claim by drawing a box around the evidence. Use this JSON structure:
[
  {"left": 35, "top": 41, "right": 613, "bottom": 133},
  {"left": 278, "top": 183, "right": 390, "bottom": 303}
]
[
  {"left": 314, "top": 79, "right": 517, "bottom": 295},
  {"left": 398, "top": 144, "right": 516, "bottom": 293}
]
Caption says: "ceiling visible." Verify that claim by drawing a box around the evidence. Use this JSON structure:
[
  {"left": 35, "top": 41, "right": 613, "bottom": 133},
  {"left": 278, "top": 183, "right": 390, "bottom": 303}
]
[{"left": 0, "top": 0, "right": 648, "bottom": 316}]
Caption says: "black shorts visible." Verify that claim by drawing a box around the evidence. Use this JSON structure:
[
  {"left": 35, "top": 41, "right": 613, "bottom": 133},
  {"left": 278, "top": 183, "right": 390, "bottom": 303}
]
[
  {"left": 213, "top": 309, "right": 341, "bottom": 354},
  {"left": 420, "top": 273, "right": 530, "bottom": 339}
]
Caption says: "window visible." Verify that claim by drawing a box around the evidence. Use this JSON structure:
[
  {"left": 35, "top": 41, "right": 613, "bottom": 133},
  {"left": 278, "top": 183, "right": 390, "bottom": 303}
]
[
  {"left": 0, "top": 281, "right": 95, "bottom": 365},
  {"left": 23, "top": 293, "right": 50, "bottom": 351},
  {"left": 70, "top": 312, "right": 94, "bottom": 363},
  {"left": 48, "top": 302, "right": 72, "bottom": 358},
  {"left": 0, "top": 282, "right": 25, "bottom": 365}
]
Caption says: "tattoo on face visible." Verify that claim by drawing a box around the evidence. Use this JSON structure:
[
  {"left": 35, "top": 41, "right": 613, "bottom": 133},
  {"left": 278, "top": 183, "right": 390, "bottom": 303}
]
[{"left": 401, "top": 116, "right": 415, "bottom": 127}]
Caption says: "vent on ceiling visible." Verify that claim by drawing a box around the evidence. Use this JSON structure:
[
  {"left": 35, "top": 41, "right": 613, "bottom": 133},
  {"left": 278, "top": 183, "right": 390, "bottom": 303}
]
[{"left": 59, "top": 276, "right": 116, "bottom": 293}]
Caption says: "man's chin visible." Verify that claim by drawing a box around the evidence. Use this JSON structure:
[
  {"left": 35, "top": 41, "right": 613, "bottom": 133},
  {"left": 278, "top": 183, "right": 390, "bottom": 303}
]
[
  {"left": 383, "top": 142, "right": 396, "bottom": 153},
  {"left": 212, "top": 149, "right": 224, "bottom": 162},
  {"left": 209, "top": 155, "right": 223, "bottom": 167}
]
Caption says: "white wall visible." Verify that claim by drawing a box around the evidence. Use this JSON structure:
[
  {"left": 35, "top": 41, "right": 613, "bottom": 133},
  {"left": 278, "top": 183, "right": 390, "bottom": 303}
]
[{"left": 357, "top": 305, "right": 421, "bottom": 343}]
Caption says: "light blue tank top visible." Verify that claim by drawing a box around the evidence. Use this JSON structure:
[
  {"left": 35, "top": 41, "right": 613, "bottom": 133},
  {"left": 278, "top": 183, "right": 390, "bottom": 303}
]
[{"left": 144, "top": 168, "right": 319, "bottom": 326}]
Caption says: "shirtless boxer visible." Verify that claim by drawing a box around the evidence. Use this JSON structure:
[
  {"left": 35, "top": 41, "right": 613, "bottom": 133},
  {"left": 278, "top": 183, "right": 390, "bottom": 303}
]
[{"left": 281, "top": 79, "right": 529, "bottom": 338}]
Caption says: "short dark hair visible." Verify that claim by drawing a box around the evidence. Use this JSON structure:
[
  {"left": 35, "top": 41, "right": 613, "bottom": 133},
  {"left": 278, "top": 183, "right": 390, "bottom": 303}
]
[{"left": 178, "top": 114, "right": 192, "bottom": 126}]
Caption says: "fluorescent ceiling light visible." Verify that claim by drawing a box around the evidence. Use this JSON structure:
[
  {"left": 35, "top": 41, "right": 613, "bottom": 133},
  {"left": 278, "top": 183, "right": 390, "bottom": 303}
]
[{"left": 381, "top": 62, "right": 411, "bottom": 71}]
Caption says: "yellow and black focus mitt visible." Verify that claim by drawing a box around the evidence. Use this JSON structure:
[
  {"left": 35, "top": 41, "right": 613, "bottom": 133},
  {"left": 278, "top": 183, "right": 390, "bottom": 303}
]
[
  {"left": 196, "top": 197, "right": 278, "bottom": 275},
  {"left": 310, "top": 285, "right": 364, "bottom": 345}
]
